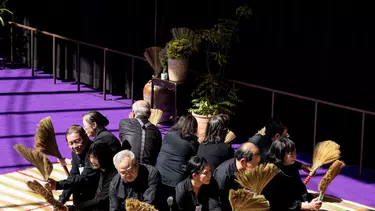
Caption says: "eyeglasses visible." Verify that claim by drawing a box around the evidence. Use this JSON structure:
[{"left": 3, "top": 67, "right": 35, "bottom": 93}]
[
  {"left": 68, "top": 139, "right": 83, "bottom": 147},
  {"left": 119, "top": 165, "right": 138, "bottom": 176}
]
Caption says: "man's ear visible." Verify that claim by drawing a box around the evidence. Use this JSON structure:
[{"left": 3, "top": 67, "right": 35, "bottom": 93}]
[
  {"left": 274, "top": 133, "right": 281, "bottom": 140},
  {"left": 92, "top": 122, "right": 98, "bottom": 130}
]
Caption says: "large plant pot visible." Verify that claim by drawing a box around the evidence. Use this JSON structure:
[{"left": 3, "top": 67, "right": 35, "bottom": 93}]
[
  {"left": 192, "top": 112, "right": 212, "bottom": 143},
  {"left": 143, "top": 80, "right": 174, "bottom": 123},
  {"left": 168, "top": 58, "right": 189, "bottom": 82}
]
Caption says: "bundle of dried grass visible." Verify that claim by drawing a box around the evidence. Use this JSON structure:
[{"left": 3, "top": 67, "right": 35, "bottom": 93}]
[
  {"left": 125, "top": 199, "right": 158, "bottom": 211},
  {"left": 13, "top": 144, "right": 53, "bottom": 181},
  {"left": 149, "top": 108, "right": 163, "bottom": 126},
  {"left": 229, "top": 189, "right": 270, "bottom": 211},
  {"left": 303, "top": 140, "right": 341, "bottom": 185},
  {"left": 34, "top": 116, "right": 70, "bottom": 176},
  {"left": 257, "top": 127, "right": 266, "bottom": 136},
  {"left": 225, "top": 130, "right": 236, "bottom": 143},
  {"left": 26, "top": 180, "right": 68, "bottom": 211},
  {"left": 170, "top": 27, "right": 199, "bottom": 51},
  {"left": 144, "top": 47, "right": 163, "bottom": 77},
  {"left": 318, "top": 160, "right": 345, "bottom": 200},
  {"left": 235, "top": 163, "right": 279, "bottom": 195}
]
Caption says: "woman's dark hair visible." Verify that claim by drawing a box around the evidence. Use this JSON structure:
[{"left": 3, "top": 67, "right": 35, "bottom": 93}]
[
  {"left": 65, "top": 124, "right": 89, "bottom": 143},
  {"left": 83, "top": 111, "right": 109, "bottom": 128},
  {"left": 186, "top": 156, "right": 208, "bottom": 179},
  {"left": 265, "top": 118, "right": 285, "bottom": 138},
  {"left": 266, "top": 137, "right": 296, "bottom": 165},
  {"left": 170, "top": 113, "right": 198, "bottom": 140},
  {"left": 88, "top": 143, "right": 115, "bottom": 170},
  {"left": 203, "top": 115, "right": 228, "bottom": 144}
]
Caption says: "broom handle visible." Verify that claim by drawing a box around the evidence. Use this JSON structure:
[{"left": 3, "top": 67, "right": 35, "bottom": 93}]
[
  {"left": 58, "top": 158, "right": 70, "bottom": 176},
  {"left": 303, "top": 169, "right": 316, "bottom": 185},
  {"left": 318, "top": 192, "right": 324, "bottom": 201}
]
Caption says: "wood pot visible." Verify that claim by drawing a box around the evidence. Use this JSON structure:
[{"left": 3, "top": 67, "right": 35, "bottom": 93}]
[
  {"left": 167, "top": 58, "right": 189, "bottom": 82},
  {"left": 143, "top": 80, "right": 173, "bottom": 123},
  {"left": 192, "top": 112, "right": 212, "bottom": 143}
]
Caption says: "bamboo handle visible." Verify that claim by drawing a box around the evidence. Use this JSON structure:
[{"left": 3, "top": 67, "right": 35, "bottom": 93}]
[
  {"left": 58, "top": 158, "right": 70, "bottom": 177},
  {"left": 303, "top": 169, "right": 316, "bottom": 185},
  {"left": 318, "top": 192, "right": 324, "bottom": 201}
]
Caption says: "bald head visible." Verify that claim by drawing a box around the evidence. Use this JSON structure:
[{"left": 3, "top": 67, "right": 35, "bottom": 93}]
[
  {"left": 235, "top": 142, "right": 260, "bottom": 170},
  {"left": 132, "top": 100, "right": 151, "bottom": 117}
]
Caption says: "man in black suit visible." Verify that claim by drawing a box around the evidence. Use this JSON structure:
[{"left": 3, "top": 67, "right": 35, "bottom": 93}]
[{"left": 119, "top": 100, "right": 162, "bottom": 166}]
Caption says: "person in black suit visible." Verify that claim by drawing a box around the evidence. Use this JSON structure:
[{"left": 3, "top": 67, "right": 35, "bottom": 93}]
[
  {"left": 197, "top": 115, "right": 234, "bottom": 171},
  {"left": 44, "top": 125, "right": 100, "bottom": 206},
  {"left": 119, "top": 100, "right": 162, "bottom": 166},
  {"left": 175, "top": 156, "right": 221, "bottom": 211},
  {"left": 83, "top": 110, "right": 121, "bottom": 156},
  {"left": 156, "top": 113, "right": 199, "bottom": 210}
]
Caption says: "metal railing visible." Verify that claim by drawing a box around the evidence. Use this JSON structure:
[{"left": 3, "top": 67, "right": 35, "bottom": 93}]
[
  {"left": 229, "top": 79, "right": 373, "bottom": 176},
  {"left": 7, "top": 22, "right": 370, "bottom": 176},
  {"left": 8, "top": 21, "right": 147, "bottom": 102}
]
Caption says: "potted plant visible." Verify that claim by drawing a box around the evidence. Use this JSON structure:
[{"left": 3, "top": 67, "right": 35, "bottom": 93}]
[
  {"left": 189, "top": 5, "right": 252, "bottom": 140},
  {"left": 0, "top": 0, "right": 12, "bottom": 26},
  {"left": 160, "top": 28, "right": 198, "bottom": 82}
]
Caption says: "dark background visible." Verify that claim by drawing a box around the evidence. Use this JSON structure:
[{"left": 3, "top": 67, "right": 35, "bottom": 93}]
[{"left": 1, "top": 0, "right": 374, "bottom": 173}]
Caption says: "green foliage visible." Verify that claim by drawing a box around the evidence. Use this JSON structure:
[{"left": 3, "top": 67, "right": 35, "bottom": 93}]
[
  {"left": 0, "top": 0, "right": 13, "bottom": 26},
  {"left": 188, "top": 74, "right": 241, "bottom": 115},
  {"left": 160, "top": 28, "right": 198, "bottom": 73},
  {"left": 189, "top": 5, "right": 251, "bottom": 116}
]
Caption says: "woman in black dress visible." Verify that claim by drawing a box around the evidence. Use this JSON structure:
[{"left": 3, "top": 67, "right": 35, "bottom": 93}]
[
  {"left": 175, "top": 156, "right": 221, "bottom": 211},
  {"left": 262, "top": 137, "right": 322, "bottom": 211}
]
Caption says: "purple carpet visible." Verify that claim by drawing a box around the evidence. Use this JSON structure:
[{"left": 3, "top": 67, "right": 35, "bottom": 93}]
[
  {"left": 0, "top": 68, "right": 169, "bottom": 174},
  {"left": 1, "top": 68, "right": 374, "bottom": 208}
]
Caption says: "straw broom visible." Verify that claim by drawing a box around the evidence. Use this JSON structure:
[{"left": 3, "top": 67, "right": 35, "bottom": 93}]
[
  {"left": 225, "top": 130, "right": 236, "bottom": 144},
  {"left": 235, "top": 163, "right": 279, "bottom": 195},
  {"left": 149, "top": 109, "right": 163, "bottom": 126},
  {"left": 229, "top": 189, "right": 270, "bottom": 211},
  {"left": 34, "top": 116, "right": 70, "bottom": 176},
  {"left": 318, "top": 160, "right": 345, "bottom": 200},
  {"left": 125, "top": 198, "right": 158, "bottom": 211},
  {"left": 26, "top": 180, "right": 68, "bottom": 211},
  {"left": 303, "top": 140, "right": 341, "bottom": 185},
  {"left": 13, "top": 144, "right": 53, "bottom": 181}
]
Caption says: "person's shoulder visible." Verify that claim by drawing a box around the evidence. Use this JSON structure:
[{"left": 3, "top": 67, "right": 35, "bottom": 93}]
[
  {"left": 110, "top": 173, "right": 121, "bottom": 185},
  {"left": 214, "top": 159, "right": 232, "bottom": 174}
]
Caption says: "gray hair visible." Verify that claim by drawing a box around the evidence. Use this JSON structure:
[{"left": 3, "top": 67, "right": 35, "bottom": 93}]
[
  {"left": 113, "top": 150, "right": 137, "bottom": 169},
  {"left": 132, "top": 100, "right": 151, "bottom": 117}
]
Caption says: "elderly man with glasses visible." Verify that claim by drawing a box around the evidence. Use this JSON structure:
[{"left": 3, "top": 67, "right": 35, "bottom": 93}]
[{"left": 109, "top": 150, "right": 161, "bottom": 211}]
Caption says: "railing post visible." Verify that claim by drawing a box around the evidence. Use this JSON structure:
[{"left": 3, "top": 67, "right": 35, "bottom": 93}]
[
  {"left": 313, "top": 101, "right": 318, "bottom": 148},
  {"left": 103, "top": 49, "right": 107, "bottom": 100},
  {"left": 10, "top": 24, "right": 14, "bottom": 63},
  {"left": 131, "top": 57, "right": 135, "bottom": 104},
  {"left": 360, "top": 112, "right": 365, "bottom": 177},
  {"left": 271, "top": 91, "right": 275, "bottom": 118},
  {"left": 30, "top": 30, "right": 34, "bottom": 76},
  {"left": 52, "top": 36, "right": 56, "bottom": 84},
  {"left": 76, "top": 43, "right": 80, "bottom": 92}
]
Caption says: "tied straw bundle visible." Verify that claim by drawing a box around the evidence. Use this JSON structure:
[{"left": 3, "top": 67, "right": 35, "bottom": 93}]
[
  {"left": 144, "top": 47, "right": 163, "bottom": 77},
  {"left": 149, "top": 109, "right": 163, "bottom": 126},
  {"left": 229, "top": 189, "right": 270, "bottom": 211},
  {"left": 26, "top": 180, "right": 68, "bottom": 211},
  {"left": 13, "top": 144, "right": 53, "bottom": 181},
  {"left": 303, "top": 140, "right": 341, "bottom": 185},
  {"left": 318, "top": 160, "right": 345, "bottom": 200},
  {"left": 125, "top": 199, "right": 158, "bottom": 211},
  {"left": 235, "top": 163, "right": 279, "bottom": 195},
  {"left": 34, "top": 116, "right": 70, "bottom": 176},
  {"left": 225, "top": 130, "right": 236, "bottom": 144}
]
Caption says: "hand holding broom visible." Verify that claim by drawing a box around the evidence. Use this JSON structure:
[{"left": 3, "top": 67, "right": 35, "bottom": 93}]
[
  {"left": 303, "top": 140, "right": 341, "bottom": 185},
  {"left": 34, "top": 116, "right": 70, "bottom": 176},
  {"left": 26, "top": 180, "right": 68, "bottom": 211},
  {"left": 318, "top": 160, "right": 345, "bottom": 200}
]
